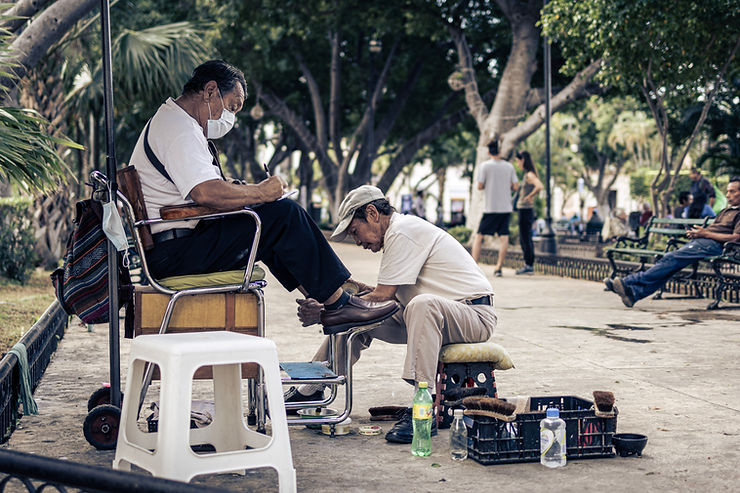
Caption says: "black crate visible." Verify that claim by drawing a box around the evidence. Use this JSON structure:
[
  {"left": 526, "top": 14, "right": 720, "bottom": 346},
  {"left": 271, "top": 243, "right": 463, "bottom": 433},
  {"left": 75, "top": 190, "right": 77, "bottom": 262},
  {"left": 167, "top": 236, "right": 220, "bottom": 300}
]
[{"left": 466, "top": 395, "right": 617, "bottom": 465}]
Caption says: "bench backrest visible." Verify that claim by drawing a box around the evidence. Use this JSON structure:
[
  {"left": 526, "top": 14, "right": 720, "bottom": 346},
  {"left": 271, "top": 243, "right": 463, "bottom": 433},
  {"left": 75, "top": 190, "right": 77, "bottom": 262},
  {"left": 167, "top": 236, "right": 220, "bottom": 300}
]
[{"left": 117, "top": 165, "right": 154, "bottom": 250}]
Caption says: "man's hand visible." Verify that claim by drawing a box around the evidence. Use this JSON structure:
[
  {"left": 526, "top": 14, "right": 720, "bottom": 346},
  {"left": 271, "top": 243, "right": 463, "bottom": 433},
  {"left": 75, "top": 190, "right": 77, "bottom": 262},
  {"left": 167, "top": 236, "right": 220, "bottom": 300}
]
[
  {"left": 296, "top": 297, "right": 323, "bottom": 326},
  {"left": 258, "top": 175, "right": 288, "bottom": 202},
  {"left": 687, "top": 226, "right": 706, "bottom": 239}
]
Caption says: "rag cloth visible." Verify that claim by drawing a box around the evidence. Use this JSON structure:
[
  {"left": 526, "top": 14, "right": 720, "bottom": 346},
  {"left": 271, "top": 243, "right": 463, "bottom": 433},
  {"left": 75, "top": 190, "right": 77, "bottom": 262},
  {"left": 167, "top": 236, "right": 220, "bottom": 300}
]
[{"left": 8, "top": 342, "right": 38, "bottom": 415}]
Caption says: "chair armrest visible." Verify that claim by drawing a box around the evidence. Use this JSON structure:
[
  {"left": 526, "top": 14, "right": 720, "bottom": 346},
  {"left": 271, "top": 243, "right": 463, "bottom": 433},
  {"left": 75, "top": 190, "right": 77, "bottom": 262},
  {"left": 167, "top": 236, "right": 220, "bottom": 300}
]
[
  {"left": 160, "top": 204, "right": 242, "bottom": 220},
  {"left": 614, "top": 235, "right": 648, "bottom": 249},
  {"left": 721, "top": 241, "right": 740, "bottom": 260}
]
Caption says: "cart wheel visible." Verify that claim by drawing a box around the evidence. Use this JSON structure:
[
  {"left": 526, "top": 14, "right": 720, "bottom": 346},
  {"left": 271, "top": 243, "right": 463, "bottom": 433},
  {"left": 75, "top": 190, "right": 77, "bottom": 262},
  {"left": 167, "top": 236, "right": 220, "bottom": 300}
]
[
  {"left": 83, "top": 404, "right": 121, "bottom": 450},
  {"left": 87, "top": 387, "right": 123, "bottom": 412}
]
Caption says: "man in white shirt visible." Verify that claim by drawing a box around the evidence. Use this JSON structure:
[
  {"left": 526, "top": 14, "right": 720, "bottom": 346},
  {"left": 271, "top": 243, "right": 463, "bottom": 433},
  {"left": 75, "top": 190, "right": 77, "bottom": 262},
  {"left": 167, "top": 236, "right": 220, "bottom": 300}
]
[
  {"left": 471, "top": 141, "right": 518, "bottom": 276},
  {"left": 129, "top": 60, "right": 397, "bottom": 332},
  {"left": 292, "top": 185, "right": 497, "bottom": 444}
]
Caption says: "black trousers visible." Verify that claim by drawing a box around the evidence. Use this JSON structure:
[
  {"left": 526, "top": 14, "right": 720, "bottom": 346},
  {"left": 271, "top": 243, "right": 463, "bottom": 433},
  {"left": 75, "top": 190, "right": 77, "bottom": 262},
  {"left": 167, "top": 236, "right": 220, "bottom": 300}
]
[
  {"left": 146, "top": 199, "right": 350, "bottom": 302},
  {"left": 518, "top": 208, "right": 535, "bottom": 266}
]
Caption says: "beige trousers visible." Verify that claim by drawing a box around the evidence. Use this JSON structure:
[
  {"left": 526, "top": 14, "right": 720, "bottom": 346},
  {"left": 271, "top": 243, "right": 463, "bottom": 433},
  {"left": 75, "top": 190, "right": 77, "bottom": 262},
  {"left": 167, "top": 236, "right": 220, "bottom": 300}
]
[{"left": 311, "top": 293, "right": 497, "bottom": 394}]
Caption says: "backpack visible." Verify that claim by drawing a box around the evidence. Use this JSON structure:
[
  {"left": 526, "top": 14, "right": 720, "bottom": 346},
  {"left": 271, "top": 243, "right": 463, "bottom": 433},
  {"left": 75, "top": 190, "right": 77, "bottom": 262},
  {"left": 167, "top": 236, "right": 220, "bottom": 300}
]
[{"left": 51, "top": 198, "right": 134, "bottom": 335}]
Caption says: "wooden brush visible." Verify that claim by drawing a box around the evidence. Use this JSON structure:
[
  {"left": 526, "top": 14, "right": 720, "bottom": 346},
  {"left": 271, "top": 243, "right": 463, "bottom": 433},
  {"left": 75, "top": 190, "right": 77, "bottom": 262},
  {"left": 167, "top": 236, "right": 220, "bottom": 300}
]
[
  {"left": 592, "top": 390, "right": 616, "bottom": 416},
  {"left": 462, "top": 396, "right": 517, "bottom": 421}
]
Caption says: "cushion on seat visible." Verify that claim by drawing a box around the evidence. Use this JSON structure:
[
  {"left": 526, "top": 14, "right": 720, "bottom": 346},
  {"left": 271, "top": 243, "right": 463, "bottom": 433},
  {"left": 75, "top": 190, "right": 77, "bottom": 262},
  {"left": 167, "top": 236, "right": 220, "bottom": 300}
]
[
  {"left": 159, "top": 264, "right": 266, "bottom": 290},
  {"left": 439, "top": 341, "right": 514, "bottom": 370}
]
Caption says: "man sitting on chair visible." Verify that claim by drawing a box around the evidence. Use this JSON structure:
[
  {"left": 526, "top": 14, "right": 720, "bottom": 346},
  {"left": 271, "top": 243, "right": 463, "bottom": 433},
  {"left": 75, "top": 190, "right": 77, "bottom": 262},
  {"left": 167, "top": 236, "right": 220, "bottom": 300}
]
[
  {"left": 290, "top": 186, "right": 498, "bottom": 444},
  {"left": 128, "top": 59, "right": 397, "bottom": 331}
]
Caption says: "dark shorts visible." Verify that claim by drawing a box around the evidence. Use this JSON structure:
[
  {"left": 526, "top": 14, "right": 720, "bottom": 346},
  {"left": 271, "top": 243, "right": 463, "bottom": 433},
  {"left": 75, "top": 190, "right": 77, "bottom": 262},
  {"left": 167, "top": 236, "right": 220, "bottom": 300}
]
[{"left": 478, "top": 212, "right": 511, "bottom": 236}]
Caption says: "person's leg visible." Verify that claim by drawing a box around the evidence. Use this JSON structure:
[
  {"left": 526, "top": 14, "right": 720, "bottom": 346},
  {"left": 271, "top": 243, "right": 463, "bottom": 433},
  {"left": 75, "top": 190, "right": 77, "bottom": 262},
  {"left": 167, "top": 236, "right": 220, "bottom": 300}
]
[
  {"left": 621, "top": 239, "right": 723, "bottom": 301},
  {"left": 400, "top": 294, "right": 497, "bottom": 394},
  {"left": 471, "top": 233, "right": 484, "bottom": 262},
  {"left": 519, "top": 209, "right": 535, "bottom": 266},
  {"left": 496, "top": 235, "right": 509, "bottom": 271}
]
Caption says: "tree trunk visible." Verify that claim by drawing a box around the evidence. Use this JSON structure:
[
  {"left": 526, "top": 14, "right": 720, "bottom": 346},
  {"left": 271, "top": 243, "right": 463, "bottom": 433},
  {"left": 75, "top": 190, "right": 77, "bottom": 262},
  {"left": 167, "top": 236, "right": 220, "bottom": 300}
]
[
  {"left": 0, "top": 0, "right": 99, "bottom": 100},
  {"left": 1, "top": 0, "right": 54, "bottom": 34}
]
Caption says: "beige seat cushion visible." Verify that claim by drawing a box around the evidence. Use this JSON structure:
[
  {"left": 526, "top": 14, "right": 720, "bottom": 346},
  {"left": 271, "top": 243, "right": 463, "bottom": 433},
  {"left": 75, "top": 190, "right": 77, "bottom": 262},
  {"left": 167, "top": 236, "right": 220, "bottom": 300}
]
[
  {"left": 158, "top": 264, "right": 266, "bottom": 290},
  {"left": 439, "top": 341, "right": 514, "bottom": 370}
]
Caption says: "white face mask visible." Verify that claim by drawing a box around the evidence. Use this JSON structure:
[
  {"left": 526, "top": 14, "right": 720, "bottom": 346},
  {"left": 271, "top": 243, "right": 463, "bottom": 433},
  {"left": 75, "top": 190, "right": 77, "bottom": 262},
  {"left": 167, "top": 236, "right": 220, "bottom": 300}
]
[
  {"left": 102, "top": 201, "right": 128, "bottom": 252},
  {"left": 207, "top": 90, "right": 236, "bottom": 139}
]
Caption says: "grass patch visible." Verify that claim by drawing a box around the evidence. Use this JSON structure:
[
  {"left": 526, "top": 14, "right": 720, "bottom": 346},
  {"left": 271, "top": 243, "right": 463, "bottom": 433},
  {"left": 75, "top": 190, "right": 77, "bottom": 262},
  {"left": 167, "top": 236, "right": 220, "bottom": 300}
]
[{"left": 0, "top": 269, "right": 56, "bottom": 355}]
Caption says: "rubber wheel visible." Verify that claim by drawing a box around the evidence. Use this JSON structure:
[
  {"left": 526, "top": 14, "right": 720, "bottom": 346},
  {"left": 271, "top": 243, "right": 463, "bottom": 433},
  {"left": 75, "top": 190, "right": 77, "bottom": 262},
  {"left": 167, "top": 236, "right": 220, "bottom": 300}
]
[
  {"left": 87, "top": 387, "right": 123, "bottom": 412},
  {"left": 83, "top": 404, "right": 121, "bottom": 450}
]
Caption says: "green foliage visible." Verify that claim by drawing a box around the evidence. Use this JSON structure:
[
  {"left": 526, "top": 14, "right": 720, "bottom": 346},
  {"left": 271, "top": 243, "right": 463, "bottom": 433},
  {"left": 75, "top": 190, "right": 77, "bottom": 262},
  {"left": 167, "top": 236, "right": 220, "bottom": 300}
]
[
  {"left": 446, "top": 225, "right": 472, "bottom": 245},
  {"left": 0, "top": 198, "right": 38, "bottom": 283}
]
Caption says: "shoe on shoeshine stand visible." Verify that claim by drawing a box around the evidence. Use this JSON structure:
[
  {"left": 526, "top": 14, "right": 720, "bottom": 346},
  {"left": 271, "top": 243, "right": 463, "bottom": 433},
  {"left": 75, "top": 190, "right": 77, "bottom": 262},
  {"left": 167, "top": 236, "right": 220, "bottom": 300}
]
[
  {"left": 385, "top": 408, "right": 438, "bottom": 444},
  {"left": 320, "top": 295, "right": 399, "bottom": 334}
]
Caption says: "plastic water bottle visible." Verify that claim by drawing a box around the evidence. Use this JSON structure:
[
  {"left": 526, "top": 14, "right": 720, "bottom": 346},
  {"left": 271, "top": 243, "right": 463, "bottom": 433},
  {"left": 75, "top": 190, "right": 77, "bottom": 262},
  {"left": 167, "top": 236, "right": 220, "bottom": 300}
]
[
  {"left": 540, "top": 407, "right": 566, "bottom": 468},
  {"left": 449, "top": 409, "right": 468, "bottom": 461},
  {"left": 411, "top": 382, "right": 433, "bottom": 457}
]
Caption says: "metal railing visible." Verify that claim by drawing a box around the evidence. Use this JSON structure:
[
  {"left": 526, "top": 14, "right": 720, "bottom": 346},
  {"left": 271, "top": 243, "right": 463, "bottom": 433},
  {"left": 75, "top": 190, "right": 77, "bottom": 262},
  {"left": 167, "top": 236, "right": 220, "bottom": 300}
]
[
  {"left": 0, "top": 301, "right": 67, "bottom": 444},
  {"left": 0, "top": 449, "right": 227, "bottom": 492}
]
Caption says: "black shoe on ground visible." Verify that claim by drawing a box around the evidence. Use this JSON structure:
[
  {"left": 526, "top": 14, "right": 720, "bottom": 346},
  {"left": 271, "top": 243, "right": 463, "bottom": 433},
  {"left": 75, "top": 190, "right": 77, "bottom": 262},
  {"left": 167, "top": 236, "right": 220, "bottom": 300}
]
[
  {"left": 612, "top": 278, "right": 636, "bottom": 307},
  {"left": 384, "top": 408, "right": 438, "bottom": 444},
  {"left": 516, "top": 265, "right": 534, "bottom": 275},
  {"left": 494, "top": 269, "right": 503, "bottom": 277},
  {"left": 283, "top": 386, "right": 324, "bottom": 415}
]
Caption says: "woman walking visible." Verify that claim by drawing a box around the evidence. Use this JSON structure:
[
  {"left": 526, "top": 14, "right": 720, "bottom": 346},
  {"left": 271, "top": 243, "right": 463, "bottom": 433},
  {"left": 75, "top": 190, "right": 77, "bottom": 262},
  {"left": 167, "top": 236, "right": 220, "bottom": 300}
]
[{"left": 514, "top": 151, "right": 544, "bottom": 275}]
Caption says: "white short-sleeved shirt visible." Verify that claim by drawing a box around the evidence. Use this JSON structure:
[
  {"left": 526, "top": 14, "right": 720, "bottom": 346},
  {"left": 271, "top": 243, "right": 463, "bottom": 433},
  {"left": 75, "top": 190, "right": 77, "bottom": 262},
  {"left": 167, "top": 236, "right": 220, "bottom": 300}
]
[
  {"left": 377, "top": 213, "right": 493, "bottom": 307},
  {"left": 477, "top": 159, "right": 518, "bottom": 213},
  {"left": 128, "top": 98, "right": 223, "bottom": 233}
]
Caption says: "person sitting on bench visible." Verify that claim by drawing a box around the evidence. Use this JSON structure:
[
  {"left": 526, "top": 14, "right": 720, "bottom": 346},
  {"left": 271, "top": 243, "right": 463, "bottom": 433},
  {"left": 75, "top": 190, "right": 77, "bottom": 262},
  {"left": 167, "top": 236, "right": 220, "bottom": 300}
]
[
  {"left": 289, "top": 185, "right": 498, "bottom": 444},
  {"left": 605, "top": 176, "right": 740, "bottom": 307},
  {"left": 128, "top": 59, "right": 397, "bottom": 330}
]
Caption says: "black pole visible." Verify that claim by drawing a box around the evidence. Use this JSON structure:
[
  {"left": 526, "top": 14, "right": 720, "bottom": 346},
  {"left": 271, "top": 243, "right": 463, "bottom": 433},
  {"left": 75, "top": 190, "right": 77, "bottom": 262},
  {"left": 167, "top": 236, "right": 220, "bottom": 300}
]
[
  {"left": 100, "top": 0, "right": 121, "bottom": 408},
  {"left": 540, "top": 0, "right": 557, "bottom": 254}
]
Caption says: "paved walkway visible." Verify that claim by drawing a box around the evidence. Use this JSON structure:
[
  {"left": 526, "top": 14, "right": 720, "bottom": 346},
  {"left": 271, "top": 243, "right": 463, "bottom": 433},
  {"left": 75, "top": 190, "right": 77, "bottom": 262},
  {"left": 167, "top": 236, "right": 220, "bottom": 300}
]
[{"left": 5, "top": 242, "right": 740, "bottom": 492}]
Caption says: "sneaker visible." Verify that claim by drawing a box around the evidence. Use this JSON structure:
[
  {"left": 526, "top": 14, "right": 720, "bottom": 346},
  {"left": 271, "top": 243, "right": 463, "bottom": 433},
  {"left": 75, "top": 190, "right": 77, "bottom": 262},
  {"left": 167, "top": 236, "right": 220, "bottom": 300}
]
[
  {"left": 494, "top": 269, "right": 503, "bottom": 277},
  {"left": 283, "top": 386, "right": 325, "bottom": 415},
  {"left": 515, "top": 265, "right": 534, "bottom": 275},
  {"left": 612, "top": 278, "right": 635, "bottom": 308},
  {"left": 384, "top": 408, "right": 438, "bottom": 444},
  {"left": 603, "top": 278, "right": 615, "bottom": 292}
]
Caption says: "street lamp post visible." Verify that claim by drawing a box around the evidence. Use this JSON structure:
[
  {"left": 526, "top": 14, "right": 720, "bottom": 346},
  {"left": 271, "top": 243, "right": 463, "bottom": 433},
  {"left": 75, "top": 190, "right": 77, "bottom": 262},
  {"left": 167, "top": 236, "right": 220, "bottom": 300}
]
[
  {"left": 367, "top": 37, "right": 382, "bottom": 168},
  {"left": 540, "top": 1, "right": 558, "bottom": 255}
]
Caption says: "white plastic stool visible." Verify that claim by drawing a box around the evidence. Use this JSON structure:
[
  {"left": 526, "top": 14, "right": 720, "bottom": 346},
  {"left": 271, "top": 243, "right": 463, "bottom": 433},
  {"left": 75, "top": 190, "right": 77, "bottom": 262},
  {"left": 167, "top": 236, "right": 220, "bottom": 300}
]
[{"left": 113, "top": 331, "right": 296, "bottom": 493}]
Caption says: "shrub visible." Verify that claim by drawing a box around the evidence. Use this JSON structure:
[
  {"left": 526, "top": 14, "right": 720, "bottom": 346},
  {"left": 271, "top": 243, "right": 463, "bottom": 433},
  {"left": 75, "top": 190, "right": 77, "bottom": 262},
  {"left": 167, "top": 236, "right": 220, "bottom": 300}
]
[
  {"left": 0, "top": 197, "right": 37, "bottom": 283},
  {"left": 447, "top": 225, "right": 472, "bottom": 244}
]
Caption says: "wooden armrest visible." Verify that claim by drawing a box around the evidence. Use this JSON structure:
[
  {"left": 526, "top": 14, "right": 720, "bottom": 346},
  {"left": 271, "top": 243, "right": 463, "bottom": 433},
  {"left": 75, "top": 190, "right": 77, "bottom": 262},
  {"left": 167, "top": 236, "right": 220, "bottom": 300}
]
[{"left": 160, "top": 204, "right": 241, "bottom": 220}]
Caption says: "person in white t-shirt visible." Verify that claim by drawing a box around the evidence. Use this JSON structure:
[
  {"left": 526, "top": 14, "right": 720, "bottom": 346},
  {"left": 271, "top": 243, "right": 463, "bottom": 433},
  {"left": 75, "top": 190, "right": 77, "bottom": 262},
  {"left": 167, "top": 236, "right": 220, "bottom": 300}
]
[
  {"left": 471, "top": 140, "right": 518, "bottom": 277},
  {"left": 292, "top": 185, "right": 497, "bottom": 444},
  {"left": 129, "top": 60, "right": 397, "bottom": 334}
]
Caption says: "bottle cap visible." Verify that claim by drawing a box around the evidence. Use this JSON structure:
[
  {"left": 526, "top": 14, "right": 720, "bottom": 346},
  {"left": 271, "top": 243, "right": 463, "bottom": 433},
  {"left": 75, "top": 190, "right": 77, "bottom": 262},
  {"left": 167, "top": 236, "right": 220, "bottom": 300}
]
[
  {"left": 546, "top": 407, "right": 560, "bottom": 418},
  {"left": 418, "top": 382, "right": 428, "bottom": 389},
  {"left": 454, "top": 409, "right": 464, "bottom": 417}
]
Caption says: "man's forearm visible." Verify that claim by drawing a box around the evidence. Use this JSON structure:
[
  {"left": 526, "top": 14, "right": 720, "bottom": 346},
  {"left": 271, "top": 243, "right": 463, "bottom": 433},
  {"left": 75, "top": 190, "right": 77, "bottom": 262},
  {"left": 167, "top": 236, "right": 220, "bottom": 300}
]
[{"left": 362, "top": 284, "right": 398, "bottom": 302}]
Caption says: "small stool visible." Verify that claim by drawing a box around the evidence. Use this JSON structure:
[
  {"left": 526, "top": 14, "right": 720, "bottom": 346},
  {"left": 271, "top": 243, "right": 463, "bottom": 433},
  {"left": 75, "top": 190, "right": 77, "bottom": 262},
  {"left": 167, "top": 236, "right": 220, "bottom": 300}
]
[
  {"left": 434, "top": 341, "right": 514, "bottom": 428},
  {"left": 113, "top": 332, "right": 296, "bottom": 493}
]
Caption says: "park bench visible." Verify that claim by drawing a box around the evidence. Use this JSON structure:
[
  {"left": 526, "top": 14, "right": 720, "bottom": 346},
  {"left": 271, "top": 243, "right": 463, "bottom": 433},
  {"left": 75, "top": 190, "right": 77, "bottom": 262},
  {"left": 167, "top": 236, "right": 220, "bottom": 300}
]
[
  {"left": 607, "top": 216, "right": 740, "bottom": 309},
  {"left": 606, "top": 216, "right": 711, "bottom": 300}
]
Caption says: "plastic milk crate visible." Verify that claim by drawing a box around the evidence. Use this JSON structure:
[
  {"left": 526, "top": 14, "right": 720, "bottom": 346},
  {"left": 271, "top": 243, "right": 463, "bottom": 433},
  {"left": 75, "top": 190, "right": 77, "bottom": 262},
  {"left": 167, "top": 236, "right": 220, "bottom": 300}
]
[{"left": 466, "top": 396, "right": 617, "bottom": 465}]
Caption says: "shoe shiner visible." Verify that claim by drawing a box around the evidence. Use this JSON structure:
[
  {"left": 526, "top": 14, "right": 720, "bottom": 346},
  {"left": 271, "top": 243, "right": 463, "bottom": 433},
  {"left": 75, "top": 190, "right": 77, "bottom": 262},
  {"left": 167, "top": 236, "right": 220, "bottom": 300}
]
[
  {"left": 604, "top": 177, "right": 740, "bottom": 307},
  {"left": 290, "top": 185, "right": 498, "bottom": 444}
]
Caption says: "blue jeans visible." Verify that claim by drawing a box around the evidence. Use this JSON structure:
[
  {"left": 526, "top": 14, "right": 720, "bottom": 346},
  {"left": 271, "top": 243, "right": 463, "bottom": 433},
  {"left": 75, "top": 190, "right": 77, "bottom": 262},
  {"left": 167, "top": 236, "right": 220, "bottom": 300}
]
[{"left": 622, "top": 239, "right": 723, "bottom": 301}]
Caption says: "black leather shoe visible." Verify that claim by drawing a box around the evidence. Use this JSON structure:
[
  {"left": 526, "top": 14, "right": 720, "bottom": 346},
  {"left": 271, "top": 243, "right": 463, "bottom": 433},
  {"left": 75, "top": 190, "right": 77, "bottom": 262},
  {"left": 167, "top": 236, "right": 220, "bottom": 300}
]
[
  {"left": 283, "top": 386, "right": 324, "bottom": 415},
  {"left": 321, "top": 295, "right": 399, "bottom": 334},
  {"left": 384, "top": 408, "right": 438, "bottom": 444}
]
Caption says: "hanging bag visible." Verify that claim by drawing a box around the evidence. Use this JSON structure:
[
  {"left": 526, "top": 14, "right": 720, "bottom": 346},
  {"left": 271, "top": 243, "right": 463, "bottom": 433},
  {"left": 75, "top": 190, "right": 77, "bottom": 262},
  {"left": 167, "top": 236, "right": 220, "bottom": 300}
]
[{"left": 51, "top": 197, "right": 134, "bottom": 334}]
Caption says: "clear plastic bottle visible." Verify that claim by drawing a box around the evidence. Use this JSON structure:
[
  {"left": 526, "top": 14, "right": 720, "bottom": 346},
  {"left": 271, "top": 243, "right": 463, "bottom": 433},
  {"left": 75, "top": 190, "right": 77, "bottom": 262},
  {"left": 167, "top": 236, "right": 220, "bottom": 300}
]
[
  {"left": 540, "top": 407, "right": 566, "bottom": 468},
  {"left": 411, "top": 382, "right": 433, "bottom": 457},
  {"left": 449, "top": 409, "right": 468, "bottom": 461}
]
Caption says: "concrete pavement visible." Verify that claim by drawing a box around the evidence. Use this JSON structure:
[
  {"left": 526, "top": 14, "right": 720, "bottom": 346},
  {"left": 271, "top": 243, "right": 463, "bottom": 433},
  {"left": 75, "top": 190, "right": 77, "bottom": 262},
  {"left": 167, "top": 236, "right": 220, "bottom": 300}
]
[{"left": 5, "top": 241, "right": 740, "bottom": 492}]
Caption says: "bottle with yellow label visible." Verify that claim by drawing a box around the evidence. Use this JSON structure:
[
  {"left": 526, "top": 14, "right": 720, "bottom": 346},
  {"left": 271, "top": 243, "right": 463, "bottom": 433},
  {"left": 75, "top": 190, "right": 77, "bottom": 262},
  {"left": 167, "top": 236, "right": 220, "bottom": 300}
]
[{"left": 411, "top": 381, "right": 433, "bottom": 456}]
